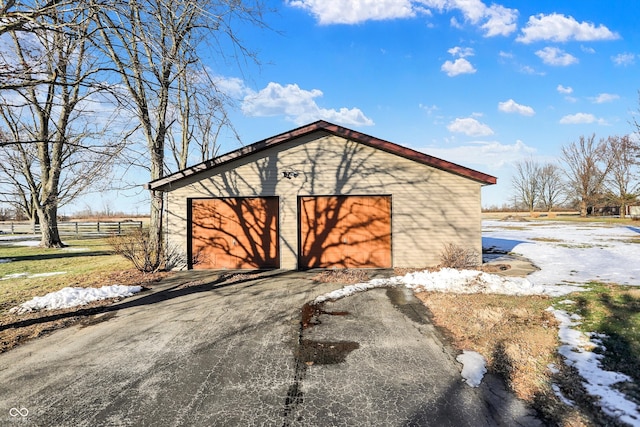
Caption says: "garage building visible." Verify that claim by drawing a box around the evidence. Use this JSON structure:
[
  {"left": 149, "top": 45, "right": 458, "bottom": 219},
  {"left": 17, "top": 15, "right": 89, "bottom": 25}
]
[{"left": 146, "top": 121, "right": 496, "bottom": 270}]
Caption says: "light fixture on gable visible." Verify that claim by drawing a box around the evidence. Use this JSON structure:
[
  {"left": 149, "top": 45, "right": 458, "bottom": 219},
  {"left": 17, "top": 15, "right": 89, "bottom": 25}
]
[{"left": 282, "top": 170, "right": 299, "bottom": 179}]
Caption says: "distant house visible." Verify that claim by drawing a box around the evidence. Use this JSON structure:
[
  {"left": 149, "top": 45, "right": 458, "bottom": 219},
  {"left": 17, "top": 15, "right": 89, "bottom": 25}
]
[{"left": 146, "top": 121, "right": 496, "bottom": 270}]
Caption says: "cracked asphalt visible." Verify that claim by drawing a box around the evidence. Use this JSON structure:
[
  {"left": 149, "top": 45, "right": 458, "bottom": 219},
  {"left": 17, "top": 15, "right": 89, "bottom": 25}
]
[{"left": 0, "top": 271, "right": 542, "bottom": 426}]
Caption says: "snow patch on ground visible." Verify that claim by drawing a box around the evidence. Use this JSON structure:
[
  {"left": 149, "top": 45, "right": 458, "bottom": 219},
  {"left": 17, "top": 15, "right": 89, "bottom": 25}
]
[
  {"left": 9, "top": 240, "right": 41, "bottom": 247},
  {"left": 483, "top": 220, "right": 640, "bottom": 286},
  {"left": 549, "top": 308, "right": 640, "bottom": 425},
  {"left": 61, "top": 247, "right": 89, "bottom": 252},
  {"left": 0, "top": 258, "right": 12, "bottom": 263},
  {"left": 0, "top": 234, "right": 39, "bottom": 242},
  {"left": 456, "top": 350, "right": 487, "bottom": 387},
  {"left": 1, "top": 271, "right": 66, "bottom": 281},
  {"left": 313, "top": 278, "right": 396, "bottom": 304},
  {"left": 400, "top": 268, "right": 582, "bottom": 296},
  {"left": 314, "top": 268, "right": 582, "bottom": 305},
  {"left": 9, "top": 285, "right": 143, "bottom": 314}
]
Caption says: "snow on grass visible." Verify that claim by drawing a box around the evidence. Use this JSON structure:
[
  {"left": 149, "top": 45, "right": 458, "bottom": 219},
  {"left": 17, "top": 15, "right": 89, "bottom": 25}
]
[
  {"left": 9, "top": 240, "right": 41, "bottom": 247},
  {"left": 400, "top": 268, "right": 583, "bottom": 296},
  {"left": 456, "top": 350, "right": 487, "bottom": 387},
  {"left": 0, "top": 234, "right": 39, "bottom": 242},
  {"left": 313, "top": 278, "right": 395, "bottom": 304},
  {"left": 1, "top": 271, "right": 66, "bottom": 281},
  {"left": 1, "top": 273, "right": 28, "bottom": 280},
  {"left": 314, "top": 268, "right": 582, "bottom": 305},
  {"left": 9, "top": 285, "right": 143, "bottom": 314},
  {"left": 483, "top": 220, "right": 640, "bottom": 286},
  {"left": 549, "top": 308, "right": 640, "bottom": 425},
  {"left": 61, "top": 247, "right": 89, "bottom": 252}
]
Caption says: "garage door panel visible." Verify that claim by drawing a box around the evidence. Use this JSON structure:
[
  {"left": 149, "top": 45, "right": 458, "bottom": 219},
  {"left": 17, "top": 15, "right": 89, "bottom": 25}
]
[
  {"left": 191, "top": 198, "right": 279, "bottom": 269},
  {"left": 299, "top": 196, "right": 391, "bottom": 269}
]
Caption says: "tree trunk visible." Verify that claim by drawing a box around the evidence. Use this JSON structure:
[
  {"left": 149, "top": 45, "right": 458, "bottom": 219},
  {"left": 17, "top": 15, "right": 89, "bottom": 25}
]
[
  {"left": 579, "top": 200, "right": 588, "bottom": 217},
  {"left": 620, "top": 203, "right": 627, "bottom": 219},
  {"left": 38, "top": 203, "right": 64, "bottom": 247},
  {"left": 149, "top": 189, "right": 163, "bottom": 269}
]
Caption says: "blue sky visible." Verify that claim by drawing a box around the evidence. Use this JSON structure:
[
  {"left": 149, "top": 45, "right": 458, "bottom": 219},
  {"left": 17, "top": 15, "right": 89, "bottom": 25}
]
[
  {"left": 67, "top": 0, "right": 640, "bottom": 214},
  {"left": 209, "top": 0, "right": 639, "bottom": 209}
]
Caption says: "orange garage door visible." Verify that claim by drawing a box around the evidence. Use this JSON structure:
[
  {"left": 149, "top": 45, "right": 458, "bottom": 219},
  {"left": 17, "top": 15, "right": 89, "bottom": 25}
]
[
  {"left": 190, "top": 197, "right": 279, "bottom": 269},
  {"left": 299, "top": 196, "right": 391, "bottom": 269}
]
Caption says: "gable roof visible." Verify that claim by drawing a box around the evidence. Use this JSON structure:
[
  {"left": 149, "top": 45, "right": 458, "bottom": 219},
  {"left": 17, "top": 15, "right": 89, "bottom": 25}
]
[{"left": 146, "top": 120, "right": 497, "bottom": 191}]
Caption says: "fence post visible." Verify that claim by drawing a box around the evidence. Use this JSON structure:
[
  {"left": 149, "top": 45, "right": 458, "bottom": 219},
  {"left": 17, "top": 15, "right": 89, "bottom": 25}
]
[
  {"left": 75, "top": 222, "right": 79, "bottom": 237},
  {"left": 97, "top": 222, "right": 100, "bottom": 233},
  {"left": 118, "top": 222, "right": 121, "bottom": 234}
]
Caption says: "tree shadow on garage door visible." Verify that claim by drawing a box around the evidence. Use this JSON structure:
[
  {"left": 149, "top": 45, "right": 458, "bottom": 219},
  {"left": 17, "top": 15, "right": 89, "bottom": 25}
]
[
  {"left": 190, "top": 197, "right": 280, "bottom": 269},
  {"left": 174, "top": 133, "right": 487, "bottom": 270}
]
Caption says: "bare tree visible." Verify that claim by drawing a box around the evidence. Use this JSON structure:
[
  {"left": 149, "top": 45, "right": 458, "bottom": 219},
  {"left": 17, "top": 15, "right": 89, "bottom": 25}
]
[
  {"left": 511, "top": 158, "right": 540, "bottom": 214},
  {"left": 167, "top": 67, "right": 234, "bottom": 170},
  {"left": 92, "top": 0, "right": 268, "bottom": 270},
  {"left": 0, "top": 141, "right": 40, "bottom": 223},
  {"left": 0, "top": 1, "right": 124, "bottom": 246},
  {"left": 0, "top": 0, "right": 67, "bottom": 36},
  {"left": 561, "top": 135, "right": 613, "bottom": 217},
  {"left": 0, "top": 1, "right": 90, "bottom": 91},
  {"left": 538, "top": 163, "right": 565, "bottom": 212},
  {"left": 604, "top": 135, "right": 639, "bottom": 218}
]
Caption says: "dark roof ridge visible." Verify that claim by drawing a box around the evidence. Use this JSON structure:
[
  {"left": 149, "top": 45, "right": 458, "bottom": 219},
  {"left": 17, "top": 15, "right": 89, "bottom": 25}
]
[{"left": 146, "top": 120, "right": 496, "bottom": 190}]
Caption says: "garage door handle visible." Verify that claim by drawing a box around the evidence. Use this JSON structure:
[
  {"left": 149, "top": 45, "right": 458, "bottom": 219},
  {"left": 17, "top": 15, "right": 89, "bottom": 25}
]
[{"left": 232, "top": 239, "right": 237, "bottom": 246}]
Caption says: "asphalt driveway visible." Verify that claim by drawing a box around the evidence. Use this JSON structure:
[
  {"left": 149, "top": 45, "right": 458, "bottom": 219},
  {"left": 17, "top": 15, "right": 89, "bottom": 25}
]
[{"left": 0, "top": 271, "right": 541, "bottom": 426}]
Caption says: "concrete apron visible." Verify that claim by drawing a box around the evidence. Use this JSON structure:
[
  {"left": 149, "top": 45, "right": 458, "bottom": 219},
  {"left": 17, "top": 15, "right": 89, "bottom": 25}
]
[{"left": 0, "top": 270, "right": 541, "bottom": 426}]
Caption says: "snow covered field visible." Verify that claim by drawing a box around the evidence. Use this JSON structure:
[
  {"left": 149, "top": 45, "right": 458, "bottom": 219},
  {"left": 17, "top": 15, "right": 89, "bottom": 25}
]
[{"left": 483, "top": 220, "right": 640, "bottom": 287}]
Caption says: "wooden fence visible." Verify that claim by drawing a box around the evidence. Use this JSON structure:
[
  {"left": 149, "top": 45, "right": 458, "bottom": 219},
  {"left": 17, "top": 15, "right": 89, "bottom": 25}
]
[{"left": 0, "top": 221, "right": 143, "bottom": 237}]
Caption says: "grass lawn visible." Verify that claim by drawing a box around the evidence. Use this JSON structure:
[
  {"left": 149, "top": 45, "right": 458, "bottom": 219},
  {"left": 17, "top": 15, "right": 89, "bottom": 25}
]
[
  {"left": 416, "top": 285, "right": 640, "bottom": 427},
  {"left": 563, "top": 283, "right": 640, "bottom": 406},
  {"left": 0, "top": 238, "right": 133, "bottom": 311},
  {"left": 0, "top": 236, "right": 167, "bottom": 352}
]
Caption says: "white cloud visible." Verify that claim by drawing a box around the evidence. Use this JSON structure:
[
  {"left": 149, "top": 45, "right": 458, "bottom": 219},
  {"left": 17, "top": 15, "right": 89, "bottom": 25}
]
[
  {"left": 612, "top": 53, "right": 636, "bottom": 66},
  {"left": 442, "top": 46, "right": 476, "bottom": 77},
  {"left": 590, "top": 93, "right": 620, "bottom": 104},
  {"left": 519, "top": 65, "right": 544, "bottom": 75},
  {"left": 441, "top": 58, "right": 476, "bottom": 76},
  {"left": 424, "top": 139, "right": 536, "bottom": 169},
  {"left": 286, "top": 0, "right": 417, "bottom": 24},
  {"left": 447, "top": 117, "right": 494, "bottom": 136},
  {"left": 559, "top": 113, "right": 606, "bottom": 125},
  {"left": 535, "top": 47, "right": 578, "bottom": 66},
  {"left": 288, "top": 0, "right": 518, "bottom": 36},
  {"left": 498, "top": 99, "right": 535, "bottom": 116},
  {"left": 447, "top": 46, "right": 474, "bottom": 58},
  {"left": 241, "top": 82, "right": 374, "bottom": 126},
  {"left": 517, "top": 13, "right": 619, "bottom": 44},
  {"left": 211, "top": 76, "right": 249, "bottom": 99},
  {"left": 557, "top": 84, "right": 573, "bottom": 95},
  {"left": 419, "top": 103, "right": 439, "bottom": 115},
  {"left": 427, "top": 0, "right": 518, "bottom": 37},
  {"left": 481, "top": 4, "right": 518, "bottom": 37}
]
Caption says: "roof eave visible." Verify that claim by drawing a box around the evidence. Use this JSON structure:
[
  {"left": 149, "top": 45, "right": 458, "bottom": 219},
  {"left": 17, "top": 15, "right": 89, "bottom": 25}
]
[{"left": 146, "top": 120, "right": 497, "bottom": 190}]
